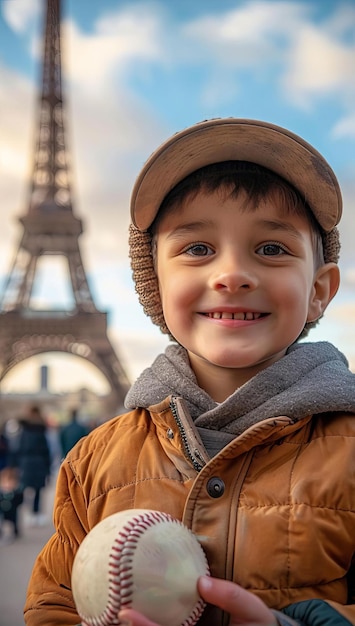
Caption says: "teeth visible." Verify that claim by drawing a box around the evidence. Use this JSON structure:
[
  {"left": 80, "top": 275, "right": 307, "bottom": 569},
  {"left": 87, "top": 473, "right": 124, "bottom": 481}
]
[{"left": 208, "top": 312, "right": 262, "bottom": 320}]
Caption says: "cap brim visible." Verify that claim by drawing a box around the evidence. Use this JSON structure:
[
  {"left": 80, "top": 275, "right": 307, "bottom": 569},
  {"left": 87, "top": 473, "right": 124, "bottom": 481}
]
[{"left": 130, "top": 118, "right": 342, "bottom": 232}]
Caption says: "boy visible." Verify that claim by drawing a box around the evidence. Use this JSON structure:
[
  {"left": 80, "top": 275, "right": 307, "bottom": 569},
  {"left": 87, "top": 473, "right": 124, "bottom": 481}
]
[{"left": 24, "top": 119, "right": 355, "bottom": 626}]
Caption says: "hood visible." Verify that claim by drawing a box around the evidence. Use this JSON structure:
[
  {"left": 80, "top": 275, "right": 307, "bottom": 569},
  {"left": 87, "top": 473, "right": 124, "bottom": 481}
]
[{"left": 125, "top": 341, "right": 355, "bottom": 435}]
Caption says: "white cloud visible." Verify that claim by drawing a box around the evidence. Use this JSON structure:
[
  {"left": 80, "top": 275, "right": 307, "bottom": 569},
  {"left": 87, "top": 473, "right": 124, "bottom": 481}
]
[
  {"left": 62, "top": 5, "right": 163, "bottom": 93},
  {"left": 96, "top": 3, "right": 162, "bottom": 55},
  {"left": 0, "top": 65, "right": 35, "bottom": 271},
  {"left": 183, "top": 1, "right": 307, "bottom": 65},
  {"left": 283, "top": 25, "right": 355, "bottom": 107},
  {"left": 0, "top": 67, "right": 33, "bottom": 174},
  {"left": 184, "top": 2, "right": 355, "bottom": 116},
  {"left": 181, "top": 2, "right": 301, "bottom": 108},
  {"left": 332, "top": 114, "right": 355, "bottom": 140},
  {"left": 1, "top": 0, "right": 41, "bottom": 33}
]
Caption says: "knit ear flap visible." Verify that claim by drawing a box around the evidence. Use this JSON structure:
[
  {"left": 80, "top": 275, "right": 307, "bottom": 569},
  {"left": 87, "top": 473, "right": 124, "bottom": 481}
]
[
  {"left": 322, "top": 226, "right": 341, "bottom": 265},
  {"left": 128, "top": 224, "right": 171, "bottom": 336},
  {"left": 300, "top": 226, "right": 340, "bottom": 339}
]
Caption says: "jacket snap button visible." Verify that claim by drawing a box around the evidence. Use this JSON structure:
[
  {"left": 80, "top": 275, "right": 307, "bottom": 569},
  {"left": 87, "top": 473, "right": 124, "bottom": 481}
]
[
  {"left": 207, "top": 477, "right": 225, "bottom": 498},
  {"left": 167, "top": 428, "right": 174, "bottom": 439}
]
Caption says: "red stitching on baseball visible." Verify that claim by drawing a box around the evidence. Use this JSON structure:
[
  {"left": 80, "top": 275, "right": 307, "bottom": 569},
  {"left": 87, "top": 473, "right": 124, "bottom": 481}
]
[{"left": 79, "top": 511, "right": 209, "bottom": 626}]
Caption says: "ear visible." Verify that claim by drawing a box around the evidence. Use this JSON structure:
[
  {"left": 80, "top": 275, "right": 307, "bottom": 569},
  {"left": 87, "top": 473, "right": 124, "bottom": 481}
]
[{"left": 307, "top": 263, "right": 340, "bottom": 323}]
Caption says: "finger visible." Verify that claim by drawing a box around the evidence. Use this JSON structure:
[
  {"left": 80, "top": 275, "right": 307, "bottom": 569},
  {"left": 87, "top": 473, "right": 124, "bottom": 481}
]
[
  {"left": 118, "top": 608, "right": 159, "bottom": 626},
  {"left": 198, "top": 576, "right": 276, "bottom": 624}
]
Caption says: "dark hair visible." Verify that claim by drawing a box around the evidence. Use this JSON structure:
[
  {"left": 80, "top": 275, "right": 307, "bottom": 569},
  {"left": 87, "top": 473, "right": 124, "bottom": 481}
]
[{"left": 150, "top": 161, "right": 324, "bottom": 268}]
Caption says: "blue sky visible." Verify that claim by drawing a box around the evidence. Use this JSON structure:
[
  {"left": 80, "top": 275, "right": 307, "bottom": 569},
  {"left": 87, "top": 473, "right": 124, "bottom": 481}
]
[{"left": 0, "top": 0, "right": 354, "bottom": 393}]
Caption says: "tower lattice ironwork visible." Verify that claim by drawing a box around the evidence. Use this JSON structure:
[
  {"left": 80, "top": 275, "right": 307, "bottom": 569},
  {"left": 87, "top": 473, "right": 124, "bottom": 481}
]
[{"left": 0, "top": 0, "right": 130, "bottom": 412}]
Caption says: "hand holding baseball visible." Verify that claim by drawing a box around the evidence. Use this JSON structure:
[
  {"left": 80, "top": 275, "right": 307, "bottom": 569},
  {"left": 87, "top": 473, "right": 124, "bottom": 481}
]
[
  {"left": 119, "top": 576, "right": 277, "bottom": 626},
  {"left": 72, "top": 509, "right": 210, "bottom": 626}
]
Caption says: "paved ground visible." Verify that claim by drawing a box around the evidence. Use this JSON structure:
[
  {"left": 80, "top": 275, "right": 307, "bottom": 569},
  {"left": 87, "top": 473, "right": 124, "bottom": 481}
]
[{"left": 0, "top": 476, "right": 57, "bottom": 626}]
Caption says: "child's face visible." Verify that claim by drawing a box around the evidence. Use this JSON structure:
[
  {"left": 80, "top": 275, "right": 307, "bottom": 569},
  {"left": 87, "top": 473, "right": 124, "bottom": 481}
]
[
  {"left": 155, "top": 188, "right": 337, "bottom": 400},
  {"left": 0, "top": 472, "right": 17, "bottom": 491}
]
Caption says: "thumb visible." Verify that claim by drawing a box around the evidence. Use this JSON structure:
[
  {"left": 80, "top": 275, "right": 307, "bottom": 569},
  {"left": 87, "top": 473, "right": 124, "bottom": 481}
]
[{"left": 198, "top": 576, "right": 276, "bottom": 625}]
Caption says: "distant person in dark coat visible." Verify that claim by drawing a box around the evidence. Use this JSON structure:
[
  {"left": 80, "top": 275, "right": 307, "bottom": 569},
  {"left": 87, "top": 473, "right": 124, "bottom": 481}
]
[
  {"left": 0, "top": 427, "right": 9, "bottom": 471},
  {"left": 17, "top": 405, "right": 51, "bottom": 526},
  {"left": 60, "top": 409, "right": 88, "bottom": 458}
]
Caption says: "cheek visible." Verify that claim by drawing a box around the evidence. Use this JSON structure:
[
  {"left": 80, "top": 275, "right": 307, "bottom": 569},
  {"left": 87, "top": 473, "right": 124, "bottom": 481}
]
[
  {"left": 159, "top": 270, "right": 196, "bottom": 321},
  {"left": 275, "top": 273, "right": 313, "bottom": 317}
]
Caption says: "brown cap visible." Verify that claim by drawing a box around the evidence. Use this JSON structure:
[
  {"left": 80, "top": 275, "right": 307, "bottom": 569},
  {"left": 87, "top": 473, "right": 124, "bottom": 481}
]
[{"left": 131, "top": 118, "right": 342, "bottom": 232}]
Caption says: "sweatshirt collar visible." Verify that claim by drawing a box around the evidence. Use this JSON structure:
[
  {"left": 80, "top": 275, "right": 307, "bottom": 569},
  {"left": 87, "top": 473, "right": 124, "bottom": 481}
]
[{"left": 125, "top": 341, "right": 355, "bottom": 435}]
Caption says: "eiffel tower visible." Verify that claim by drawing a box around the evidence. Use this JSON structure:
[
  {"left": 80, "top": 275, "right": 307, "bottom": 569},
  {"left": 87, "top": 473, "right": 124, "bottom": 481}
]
[{"left": 0, "top": 0, "right": 130, "bottom": 413}]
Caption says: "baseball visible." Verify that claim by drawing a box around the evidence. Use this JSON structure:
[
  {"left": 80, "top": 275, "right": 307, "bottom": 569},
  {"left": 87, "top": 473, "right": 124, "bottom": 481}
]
[{"left": 71, "top": 508, "right": 210, "bottom": 626}]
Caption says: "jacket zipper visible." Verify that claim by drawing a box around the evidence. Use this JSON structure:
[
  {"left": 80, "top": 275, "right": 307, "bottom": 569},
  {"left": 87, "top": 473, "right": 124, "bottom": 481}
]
[{"left": 170, "top": 397, "right": 204, "bottom": 472}]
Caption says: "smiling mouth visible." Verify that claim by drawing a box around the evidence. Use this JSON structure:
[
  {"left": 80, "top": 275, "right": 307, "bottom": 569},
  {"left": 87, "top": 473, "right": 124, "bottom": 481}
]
[{"left": 203, "top": 312, "right": 266, "bottom": 320}]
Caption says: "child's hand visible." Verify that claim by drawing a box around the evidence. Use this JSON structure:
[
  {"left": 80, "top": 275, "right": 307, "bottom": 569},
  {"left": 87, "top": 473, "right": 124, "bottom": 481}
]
[{"left": 118, "top": 575, "right": 277, "bottom": 626}]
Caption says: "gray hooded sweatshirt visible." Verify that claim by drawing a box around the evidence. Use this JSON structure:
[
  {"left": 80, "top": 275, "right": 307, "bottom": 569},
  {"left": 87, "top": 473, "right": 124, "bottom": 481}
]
[{"left": 125, "top": 341, "right": 355, "bottom": 457}]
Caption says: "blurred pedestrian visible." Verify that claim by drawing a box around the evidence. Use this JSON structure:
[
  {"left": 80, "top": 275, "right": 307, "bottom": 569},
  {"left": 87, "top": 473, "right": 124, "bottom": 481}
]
[
  {"left": 17, "top": 405, "right": 51, "bottom": 526},
  {"left": 4, "top": 417, "right": 22, "bottom": 468},
  {"left": 45, "top": 416, "right": 62, "bottom": 475},
  {"left": 0, "top": 466, "right": 23, "bottom": 542},
  {"left": 0, "top": 425, "right": 9, "bottom": 471},
  {"left": 60, "top": 408, "right": 88, "bottom": 458}
]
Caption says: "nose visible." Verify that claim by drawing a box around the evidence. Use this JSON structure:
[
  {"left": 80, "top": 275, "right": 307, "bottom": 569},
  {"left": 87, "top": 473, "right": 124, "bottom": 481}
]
[{"left": 208, "top": 249, "right": 258, "bottom": 293}]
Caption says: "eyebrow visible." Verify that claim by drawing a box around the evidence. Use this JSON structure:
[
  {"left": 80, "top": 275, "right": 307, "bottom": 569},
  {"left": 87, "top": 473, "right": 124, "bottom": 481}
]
[
  {"left": 258, "top": 219, "right": 304, "bottom": 240},
  {"left": 165, "top": 220, "right": 215, "bottom": 240},
  {"left": 165, "top": 217, "right": 304, "bottom": 241}
]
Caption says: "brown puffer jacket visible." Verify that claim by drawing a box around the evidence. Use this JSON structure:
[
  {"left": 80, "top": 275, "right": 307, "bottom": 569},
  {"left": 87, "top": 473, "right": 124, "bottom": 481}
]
[{"left": 24, "top": 396, "right": 355, "bottom": 625}]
